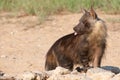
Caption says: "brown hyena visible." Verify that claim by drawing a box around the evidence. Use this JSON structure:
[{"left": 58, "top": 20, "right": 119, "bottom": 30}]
[{"left": 45, "top": 7, "right": 107, "bottom": 72}]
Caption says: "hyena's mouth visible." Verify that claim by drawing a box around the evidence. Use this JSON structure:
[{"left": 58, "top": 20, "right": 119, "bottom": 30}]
[
  {"left": 73, "top": 25, "right": 85, "bottom": 35},
  {"left": 74, "top": 32, "right": 78, "bottom": 35},
  {"left": 73, "top": 27, "right": 80, "bottom": 35},
  {"left": 74, "top": 31, "right": 84, "bottom": 35}
]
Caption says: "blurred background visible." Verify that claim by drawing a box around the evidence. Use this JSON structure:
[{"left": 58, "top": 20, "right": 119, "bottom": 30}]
[{"left": 0, "top": 0, "right": 120, "bottom": 22}]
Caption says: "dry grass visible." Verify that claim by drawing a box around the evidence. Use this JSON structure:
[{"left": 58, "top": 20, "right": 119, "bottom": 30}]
[{"left": 0, "top": 0, "right": 120, "bottom": 22}]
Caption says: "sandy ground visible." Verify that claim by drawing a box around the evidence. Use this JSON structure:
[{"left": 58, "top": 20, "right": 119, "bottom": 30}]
[{"left": 0, "top": 12, "right": 120, "bottom": 75}]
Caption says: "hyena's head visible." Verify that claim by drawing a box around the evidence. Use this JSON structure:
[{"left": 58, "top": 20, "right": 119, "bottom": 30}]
[{"left": 73, "top": 7, "right": 99, "bottom": 35}]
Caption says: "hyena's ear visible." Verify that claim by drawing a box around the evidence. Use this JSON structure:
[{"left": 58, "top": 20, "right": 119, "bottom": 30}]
[
  {"left": 82, "top": 9, "right": 88, "bottom": 14},
  {"left": 90, "top": 6, "right": 97, "bottom": 19}
]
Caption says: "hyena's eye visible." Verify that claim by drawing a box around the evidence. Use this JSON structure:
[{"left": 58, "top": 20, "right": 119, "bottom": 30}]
[
  {"left": 85, "top": 23, "right": 90, "bottom": 28},
  {"left": 83, "top": 20, "right": 90, "bottom": 28}
]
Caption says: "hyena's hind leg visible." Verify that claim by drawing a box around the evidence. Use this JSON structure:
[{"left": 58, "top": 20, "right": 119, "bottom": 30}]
[
  {"left": 57, "top": 56, "right": 74, "bottom": 71},
  {"left": 45, "top": 51, "right": 57, "bottom": 71}
]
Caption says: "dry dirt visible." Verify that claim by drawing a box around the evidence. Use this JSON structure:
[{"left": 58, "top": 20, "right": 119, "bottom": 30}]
[{"left": 0, "top": 12, "right": 120, "bottom": 75}]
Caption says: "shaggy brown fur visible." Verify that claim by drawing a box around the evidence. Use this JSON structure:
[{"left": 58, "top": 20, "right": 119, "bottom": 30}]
[{"left": 45, "top": 7, "right": 107, "bottom": 72}]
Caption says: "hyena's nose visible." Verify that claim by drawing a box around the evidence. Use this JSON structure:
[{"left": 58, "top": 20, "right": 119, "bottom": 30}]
[
  {"left": 73, "top": 26, "right": 79, "bottom": 35},
  {"left": 73, "top": 26, "right": 79, "bottom": 32}
]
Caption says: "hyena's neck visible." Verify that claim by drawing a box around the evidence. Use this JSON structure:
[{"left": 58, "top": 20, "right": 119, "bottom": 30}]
[{"left": 87, "top": 20, "right": 107, "bottom": 45}]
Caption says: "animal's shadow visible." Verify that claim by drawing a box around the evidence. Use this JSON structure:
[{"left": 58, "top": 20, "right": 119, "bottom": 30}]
[{"left": 102, "top": 66, "right": 120, "bottom": 74}]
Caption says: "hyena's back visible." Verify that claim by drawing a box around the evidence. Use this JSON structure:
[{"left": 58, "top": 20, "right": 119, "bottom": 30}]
[{"left": 45, "top": 33, "right": 77, "bottom": 71}]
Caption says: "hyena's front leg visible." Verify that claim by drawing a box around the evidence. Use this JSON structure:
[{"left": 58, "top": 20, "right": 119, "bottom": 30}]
[
  {"left": 81, "top": 58, "right": 90, "bottom": 72},
  {"left": 93, "top": 47, "right": 103, "bottom": 67}
]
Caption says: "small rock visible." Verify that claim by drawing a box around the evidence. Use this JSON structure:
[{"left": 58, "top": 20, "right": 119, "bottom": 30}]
[
  {"left": 52, "top": 66, "right": 71, "bottom": 75},
  {"left": 71, "top": 69, "right": 80, "bottom": 74},
  {"left": 0, "top": 73, "right": 15, "bottom": 80},
  {"left": 34, "top": 71, "right": 48, "bottom": 80},
  {"left": 87, "top": 68, "right": 115, "bottom": 80},
  {"left": 22, "top": 71, "right": 35, "bottom": 80},
  {"left": 0, "top": 55, "right": 8, "bottom": 58},
  {"left": 16, "top": 71, "right": 48, "bottom": 80},
  {"left": 0, "top": 71, "right": 4, "bottom": 76},
  {"left": 48, "top": 73, "right": 91, "bottom": 80}
]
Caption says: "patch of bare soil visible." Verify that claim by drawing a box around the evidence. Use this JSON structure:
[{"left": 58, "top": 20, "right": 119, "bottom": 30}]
[{"left": 0, "top": 12, "right": 120, "bottom": 75}]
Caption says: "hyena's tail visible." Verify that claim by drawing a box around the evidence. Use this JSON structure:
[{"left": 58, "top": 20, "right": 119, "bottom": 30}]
[{"left": 45, "top": 51, "right": 57, "bottom": 71}]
